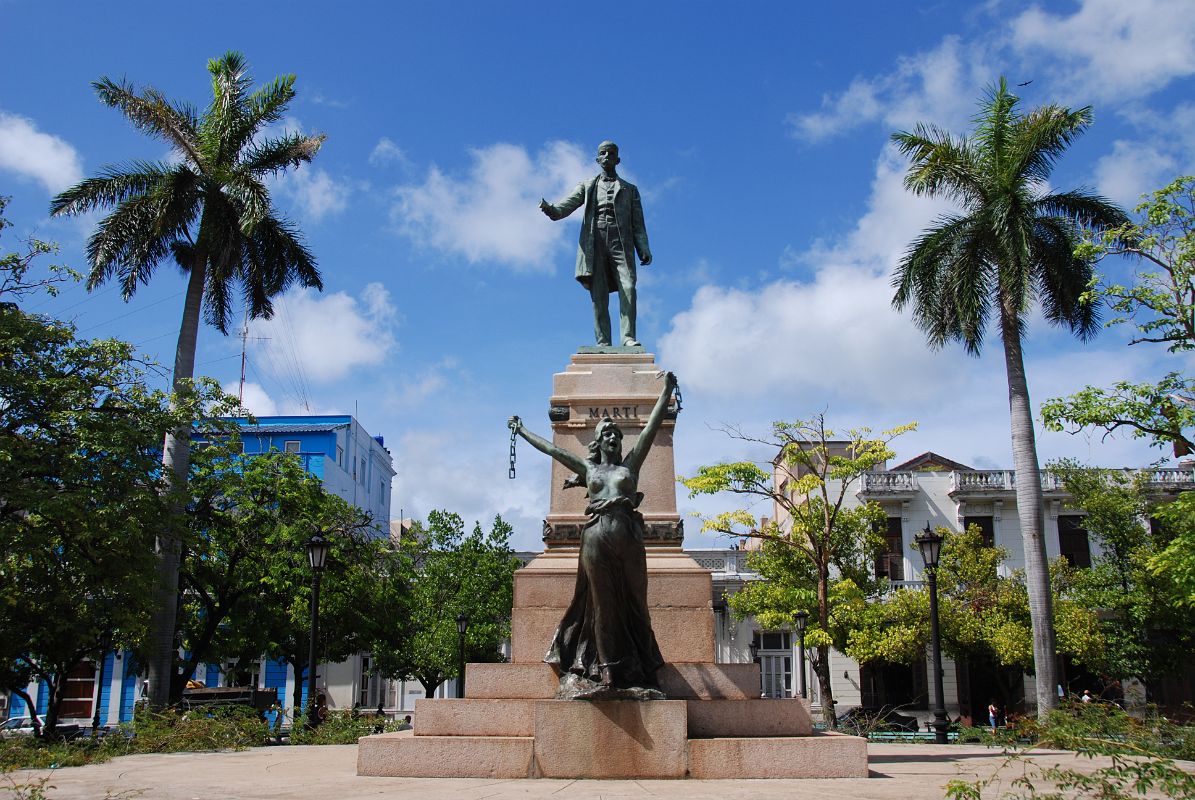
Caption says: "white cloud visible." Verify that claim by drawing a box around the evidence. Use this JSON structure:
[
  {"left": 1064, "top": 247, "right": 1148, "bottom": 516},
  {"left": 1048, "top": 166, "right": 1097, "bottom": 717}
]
[
  {"left": 248, "top": 281, "right": 397, "bottom": 383},
  {"left": 386, "top": 358, "right": 460, "bottom": 410},
  {"left": 276, "top": 164, "right": 350, "bottom": 221},
  {"left": 1094, "top": 140, "right": 1178, "bottom": 207},
  {"left": 369, "top": 137, "right": 409, "bottom": 168},
  {"left": 660, "top": 146, "right": 959, "bottom": 404},
  {"left": 0, "top": 111, "right": 83, "bottom": 193},
  {"left": 391, "top": 140, "right": 590, "bottom": 270},
  {"left": 391, "top": 426, "right": 549, "bottom": 551},
  {"left": 223, "top": 381, "right": 279, "bottom": 416},
  {"left": 790, "top": 1, "right": 1195, "bottom": 148},
  {"left": 1010, "top": 0, "right": 1195, "bottom": 103},
  {"left": 1093, "top": 103, "right": 1195, "bottom": 205},
  {"left": 788, "top": 36, "right": 987, "bottom": 142}
]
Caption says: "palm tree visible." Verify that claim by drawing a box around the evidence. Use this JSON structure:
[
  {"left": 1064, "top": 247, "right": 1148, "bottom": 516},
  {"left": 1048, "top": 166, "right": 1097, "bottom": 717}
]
[
  {"left": 50, "top": 52, "right": 326, "bottom": 707},
  {"left": 890, "top": 78, "right": 1126, "bottom": 718}
]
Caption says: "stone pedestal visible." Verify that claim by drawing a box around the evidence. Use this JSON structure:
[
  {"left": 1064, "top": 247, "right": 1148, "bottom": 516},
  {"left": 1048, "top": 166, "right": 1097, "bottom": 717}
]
[
  {"left": 543, "top": 351, "right": 682, "bottom": 546},
  {"left": 356, "top": 351, "right": 868, "bottom": 780}
]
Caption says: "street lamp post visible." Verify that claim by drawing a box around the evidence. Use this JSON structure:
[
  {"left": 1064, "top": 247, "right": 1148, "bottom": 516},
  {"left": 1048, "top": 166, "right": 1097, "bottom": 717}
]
[
  {"left": 306, "top": 533, "right": 330, "bottom": 728},
  {"left": 915, "top": 523, "right": 950, "bottom": 745},
  {"left": 455, "top": 613, "right": 469, "bottom": 699},
  {"left": 793, "top": 611, "right": 809, "bottom": 699}
]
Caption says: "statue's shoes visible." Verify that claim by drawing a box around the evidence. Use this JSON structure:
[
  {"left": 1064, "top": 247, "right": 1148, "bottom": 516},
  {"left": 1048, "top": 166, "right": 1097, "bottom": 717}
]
[{"left": 623, "top": 338, "right": 642, "bottom": 347}]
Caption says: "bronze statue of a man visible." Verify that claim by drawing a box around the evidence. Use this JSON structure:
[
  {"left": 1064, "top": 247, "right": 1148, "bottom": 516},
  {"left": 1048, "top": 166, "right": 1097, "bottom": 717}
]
[{"left": 540, "top": 141, "right": 652, "bottom": 348}]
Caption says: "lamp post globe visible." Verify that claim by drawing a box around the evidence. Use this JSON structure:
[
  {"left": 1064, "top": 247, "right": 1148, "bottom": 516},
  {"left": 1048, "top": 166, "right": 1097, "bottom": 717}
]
[{"left": 915, "top": 523, "right": 950, "bottom": 744}]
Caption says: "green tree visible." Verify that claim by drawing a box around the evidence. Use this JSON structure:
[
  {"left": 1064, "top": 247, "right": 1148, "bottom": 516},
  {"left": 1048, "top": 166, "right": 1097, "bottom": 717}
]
[
  {"left": 235, "top": 473, "right": 389, "bottom": 717},
  {"left": 177, "top": 440, "right": 400, "bottom": 705},
  {"left": 48, "top": 52, "right": 327, "bottom": 707},
  {"left": 680, "top": 415, "right": 912, "bottom": 726},
  {"left": 891, "top": 78, "right": 1127, "bottom": 716},
  {"left": 1042, "top": 176, "right": 1195, "bottom": 456},
  {"left": 369, "top": 510, "right": 519, "bottom": 699},
  {"left": 0, "top": 196, "right": 78, "bottom": 303},
  {"left": 845, "top": 527, "right": 1104, "bottom": 706},
  {"left": 0, "top": 221, "right": 189, "bottom": 734},
  {"left": 1049, "top": 461, "right": 1194, "bottom": 683}
]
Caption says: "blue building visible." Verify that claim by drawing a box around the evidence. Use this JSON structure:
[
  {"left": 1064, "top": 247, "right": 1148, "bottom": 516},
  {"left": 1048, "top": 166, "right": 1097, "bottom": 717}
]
[{"left": 5, "top": 414, "right": 395, "bottom": 728}]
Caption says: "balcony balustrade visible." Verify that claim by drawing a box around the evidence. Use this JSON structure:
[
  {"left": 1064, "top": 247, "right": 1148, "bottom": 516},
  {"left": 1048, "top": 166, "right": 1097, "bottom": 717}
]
[{"left": 859, "top": 471, "right": 919, "bottom": 494}]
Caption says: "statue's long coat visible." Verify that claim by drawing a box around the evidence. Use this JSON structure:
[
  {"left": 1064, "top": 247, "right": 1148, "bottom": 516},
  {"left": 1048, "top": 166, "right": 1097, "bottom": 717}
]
[{"left": 543, "top": 175, "right": 650, "bottom": 292}]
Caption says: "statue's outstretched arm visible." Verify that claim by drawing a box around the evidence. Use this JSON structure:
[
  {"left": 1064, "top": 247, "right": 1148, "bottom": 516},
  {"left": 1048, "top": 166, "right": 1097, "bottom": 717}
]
[
  {"left": 625, "top": 372, "right": 677, "bottom": 473},
  {"left": 508, "top": 416, "right": 588, "bottom": 477},
  {"left": 539, "top": 182, "right": 586, "bottom": 221}
]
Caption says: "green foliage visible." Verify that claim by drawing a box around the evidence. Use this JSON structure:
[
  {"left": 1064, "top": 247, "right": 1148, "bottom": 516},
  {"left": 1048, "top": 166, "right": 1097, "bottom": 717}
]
[
  {"left": 1048, "top": 461, "right": 1194, "bottom": 684},
  {"left": 175, "top": 439, "right": 407, "bottom": 706},
  {"left": 844, "top": 527, "right": 1105, "bottom": 676},
  {"left": 0, "top": 218, "right": 217, "bottom": 730},
  {"left": 106, "top": 706, "right": 270, "bottom": 755},
  {"left": 680, "top": 415, "right": 913, "bottom": 725},
  {"left": 945, "top": 701, "right": 1195, "bottom": 800},
  {"left": 49, "top": 51, "right": 325, "bottom": 334},
  {"left": 287, "top": 710, "right": 400, "bottom": 745},
  {"left": 368, "top": 510, "right": 519, "bottom": 698},
  {"left": 0, "top": 197, "right": 79, "bottom": 304},
  {"left": 1044, "top": 176, "right": 1195, "bottom": 456},
  {"left": 1148, "top": 491, "right": 1195, "bottom": 608},
  {"left": 0, "top": 707, "right": 268, "bottom": 775}
]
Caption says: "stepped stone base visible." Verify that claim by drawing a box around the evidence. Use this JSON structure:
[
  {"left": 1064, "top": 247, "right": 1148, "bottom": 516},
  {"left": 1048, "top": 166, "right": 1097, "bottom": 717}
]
[
  {"left": 358, "top": 698, "right": 861, "bottom": 779},
  {"left": 356, "top": 351, "right": 868, "bottom": 781}
]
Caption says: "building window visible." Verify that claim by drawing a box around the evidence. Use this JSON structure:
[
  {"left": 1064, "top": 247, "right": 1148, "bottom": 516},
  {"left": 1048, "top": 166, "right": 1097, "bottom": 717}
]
[
  {"left": 337, "top": 445, "right": 344, "bottom": 467},
  {"left": 964, "top": 515, "right": 995, "bottom": 548},
  {"left": 284, "top": 440, "right": 301, "bottom": 454},
  {"left": 225, "top": 659, "right": 261, "bottom": 688},
  {"left": 754, "top": 631, "right": 793, "bottom": 698},
  {"left": 360, "top": 457, "right": 367, "bottom": 485},
  {"left": 61, "top": 662, "right": 97, "bottom": 720},
  {"left": 875, "top": 517, "right": 904, "bottom": 581},
  {"left": 1057, "top": 515, "right": 1092, "bottom": 568}
]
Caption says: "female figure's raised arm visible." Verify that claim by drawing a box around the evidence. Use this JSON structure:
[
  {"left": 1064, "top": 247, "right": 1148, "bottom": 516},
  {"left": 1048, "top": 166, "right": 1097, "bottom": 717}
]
[
  {"left": 508, "top": 415, "right": 588, "bottom": 477},
  {"left": 625, "top": 371, "right": 677, "bottom": 473}
]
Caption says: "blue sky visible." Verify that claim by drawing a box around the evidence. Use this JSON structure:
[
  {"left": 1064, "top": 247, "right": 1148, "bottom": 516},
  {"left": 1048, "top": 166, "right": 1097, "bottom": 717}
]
[{"left": 2, "top": 0, "right": 1193, "bottom": 550}]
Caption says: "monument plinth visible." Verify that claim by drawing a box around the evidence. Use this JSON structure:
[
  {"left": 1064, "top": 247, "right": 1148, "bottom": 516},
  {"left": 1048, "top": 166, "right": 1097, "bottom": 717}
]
[
  {"left": 356, "top": 350, "right": 869, "bottom": 780},
  {"left": 543, "top": 351, "right": 682, "bottom": 546}
]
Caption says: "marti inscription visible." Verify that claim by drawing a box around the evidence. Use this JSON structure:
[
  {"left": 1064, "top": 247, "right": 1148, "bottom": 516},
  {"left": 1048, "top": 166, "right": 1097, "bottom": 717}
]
[{"left": 589, "top": 406, "right": 639, "bottom": 420}]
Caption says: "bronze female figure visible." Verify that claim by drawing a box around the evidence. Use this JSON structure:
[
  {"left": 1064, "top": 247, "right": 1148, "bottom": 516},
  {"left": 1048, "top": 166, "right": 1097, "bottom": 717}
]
[{"left": 508, "top": 370, "right": 677, "bottom": 699}]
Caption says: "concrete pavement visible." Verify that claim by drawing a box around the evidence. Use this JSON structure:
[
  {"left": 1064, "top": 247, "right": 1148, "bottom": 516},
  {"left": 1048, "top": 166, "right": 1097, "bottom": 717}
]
[{"left": 3, "top": 742, "right": 1181, "bottom": 799}]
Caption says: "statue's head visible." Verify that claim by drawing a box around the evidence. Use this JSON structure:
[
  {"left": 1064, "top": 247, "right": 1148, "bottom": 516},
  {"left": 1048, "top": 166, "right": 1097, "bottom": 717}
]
[
  {"left": 596, "top": 141, "right": 620, "bottom": 170},
  {"left": 587, "top": 417, "right": 624, "bottom": 463}
]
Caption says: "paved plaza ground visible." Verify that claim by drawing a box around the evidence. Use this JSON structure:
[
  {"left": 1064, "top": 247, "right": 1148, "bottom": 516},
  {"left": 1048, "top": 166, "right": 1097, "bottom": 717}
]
[{"left": 7, "top": 742, "right": 1190, "bottom": 800}]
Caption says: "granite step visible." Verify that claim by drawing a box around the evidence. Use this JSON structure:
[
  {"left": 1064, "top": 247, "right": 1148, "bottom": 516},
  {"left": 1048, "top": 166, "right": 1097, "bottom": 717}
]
[
  {"left": 465, "top": 661, "right": 762, "bottom": 700},
  {"left": 356, "top": 730, "right": 534, "bottom": 778},
  {"left": 687, "top": 732, "right": 869, "bottom": 779},
  {"left": 686, "top": 697, "right": 813, "bottom": 737}
]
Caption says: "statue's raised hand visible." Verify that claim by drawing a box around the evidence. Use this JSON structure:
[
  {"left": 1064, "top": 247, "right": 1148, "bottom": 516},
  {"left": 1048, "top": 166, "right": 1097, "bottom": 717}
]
[{"left": 508, "top": 415, "right": 523, "bottom": 434}]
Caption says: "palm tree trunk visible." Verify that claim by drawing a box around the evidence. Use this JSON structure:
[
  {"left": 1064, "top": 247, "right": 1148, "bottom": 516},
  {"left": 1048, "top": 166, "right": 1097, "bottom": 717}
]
[
  {"left": 145, "top": 254, "right": 205, "bottom": 708},
  {"left": 999, "top": 306, "right": 1058, "bottom": 719}
]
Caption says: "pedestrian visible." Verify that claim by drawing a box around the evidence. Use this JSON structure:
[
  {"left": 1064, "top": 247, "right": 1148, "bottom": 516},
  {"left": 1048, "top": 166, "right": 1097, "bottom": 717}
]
[
  {"left": 397, "top": 714, "right": 413, "bottom": 731},
  {"left": 1081, "top": 689, "right": 1093, "bottom": 703},
  {"left": 988, "top": 698, "right": 1000, "bottom": 731}
]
